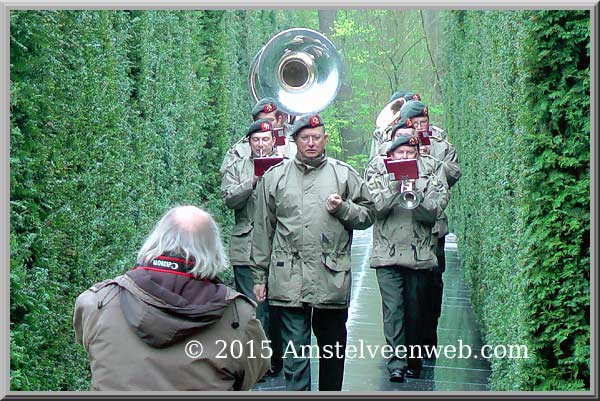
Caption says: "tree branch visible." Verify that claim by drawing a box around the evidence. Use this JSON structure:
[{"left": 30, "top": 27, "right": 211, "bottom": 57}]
[{"left": 419, "top": 10, "right": 443, "bottom": 99}]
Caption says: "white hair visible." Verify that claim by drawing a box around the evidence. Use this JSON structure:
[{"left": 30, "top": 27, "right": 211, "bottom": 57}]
[{"left": 136, "top": 206, "right": 228, "bottom": 280}]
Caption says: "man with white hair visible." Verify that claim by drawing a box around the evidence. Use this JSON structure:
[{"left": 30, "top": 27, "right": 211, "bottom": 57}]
[{"left": 73, "top": 205, "right": 270, "bottom": 391}]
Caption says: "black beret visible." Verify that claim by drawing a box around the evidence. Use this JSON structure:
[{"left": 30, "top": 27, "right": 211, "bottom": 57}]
[
  {"left": 290, "top": 114, "right": 324, "bottom": 137},
  {"left": 251, "top": 98, "right": 279, "bottom": 120},
  {"left": 388, "top": 134, "right": 419, "bottom": 153},
  {"left": 246, "top": 118, "right": 274, "bottom": 138}
]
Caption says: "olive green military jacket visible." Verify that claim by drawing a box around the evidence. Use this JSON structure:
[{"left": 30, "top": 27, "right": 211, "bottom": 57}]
[
  {"left": 250, "top": 156, "right": 376, "bottom": 309},
  {"left": 429, "top": 127, "right": 461, "bottom": 187},
  {"left": 220, "top": 156, "right": 260, "bottom": 266},
  {"left": 369, "top": 125, "right": 394, "bottom": 160},
  {"left": 430, "top": 125, "right": 447, "bottom": 141},
  {"left": 375, "top": 141, "right": 450, "bottom": 238},
  {"left": 376, "top": 140, "right": 446, "bottom": 184},
  {"left": 421, "top": 152, "right": 451, "bottom": 238},
  {"left": 428, "top": 128, "right": 460, "bottom": 237},
  {"left": 364, "top": 155, "right": 449, "bottom": 270},
  {"left": 219, "top": 139, "right": 252, "bottom": 177}
]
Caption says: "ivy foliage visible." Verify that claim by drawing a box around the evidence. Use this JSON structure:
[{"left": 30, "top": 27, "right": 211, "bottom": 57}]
[
  {"left": 521, "top": 10, "right": 590, "bottom": 390},
  {"left": 440, "top": 10, "right": 589, "bottom": 390}
]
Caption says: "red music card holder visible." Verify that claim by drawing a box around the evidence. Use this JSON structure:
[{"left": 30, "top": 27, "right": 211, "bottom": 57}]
[
  {"left": 253, "top": 157, "right": 284, "bottom": 177},
  {"left": 273, "top": 127, "right": 286, "bottom": 146},
  {"left": 383, "top": 158, "right": 419, "bottom": 180},
  {"left": 417, "top": 129, "right": 431, "bottom": 145}
]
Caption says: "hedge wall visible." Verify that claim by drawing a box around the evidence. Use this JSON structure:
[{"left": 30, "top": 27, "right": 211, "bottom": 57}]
[
  {"left": 440, "top": 10, "right": 590, "bottom": 390},
  {"left": 10, "top": 9, "right": 591, "bottom": 392},
  {"left": 9, "top": 9, "right": 309, "bottom": 390}
]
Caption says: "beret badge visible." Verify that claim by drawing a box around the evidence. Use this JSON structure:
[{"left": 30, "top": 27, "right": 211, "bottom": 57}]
[
  {"left": 260, "top": 122, "right": 272, "bottom": 131},
  {"left": 263, "top": 103, "right": 275, "bottom": 113},
  {"left": 412, "top": 93, "right": 421, "bottom": 101},
  {"left": 309, "top": 115, "right": 321, "bottom": 127},
  {"left": 409, "top": 136, "right": 419, "bottom": 146}
]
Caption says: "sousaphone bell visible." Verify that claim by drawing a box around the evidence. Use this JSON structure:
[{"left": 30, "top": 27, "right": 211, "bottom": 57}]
[
  {"left": 375, "top": 97, "right": 405, "bottom": 130},
  {"left": 248, "top": 28, "right": 342, "bottom": 116}
]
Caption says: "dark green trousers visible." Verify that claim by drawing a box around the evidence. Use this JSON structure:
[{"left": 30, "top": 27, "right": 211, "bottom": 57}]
[
  {"left": 423, "top": 236, "right": 445, "bottom": 347},
  {"left": 273, "top": 305, "right": 348, "bottom": 391},
  {"left": 233, "top": 265, "right": 283, "bottom": 371},
  {"left": 376, "top": 266, "right": 430, "bottom": 372}
]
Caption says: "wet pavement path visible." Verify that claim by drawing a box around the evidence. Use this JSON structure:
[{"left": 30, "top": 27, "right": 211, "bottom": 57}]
[{"left": 253, "top": 228, "right": 491, "bottom": 391}]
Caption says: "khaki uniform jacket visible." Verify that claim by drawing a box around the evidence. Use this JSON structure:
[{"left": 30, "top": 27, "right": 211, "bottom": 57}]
[
  {"left": 365, "top": 155, "right": 449, "bottom": 269},
  {"left": 429, "top": 128, "right": 461, "bottom": 188},
  {"left": 373, "top": 140, "right": 451, "bottom": 238},
  {"left": 428, "top": 127, "right": 460, "bottom": 237},
  {"left": 221, "top": 156, "right": 259, "bottom": 266},
  {"left": 250, "top": 156, "right": 375, "bottom": 309},
  {"left": 369, "top": 125, "right": 393, "bottom": 160},
  {"left": 220, "top": 139, "right": 252, "bottom": 176},
  {"left": 422, "top": 153, "right": 451, "bottom": 238},
  {"left": 73, "top": 274, "right": 270, "bottom": 391},
  {"left": 430, "top": 125, "right": 447, "bottom": 141}
]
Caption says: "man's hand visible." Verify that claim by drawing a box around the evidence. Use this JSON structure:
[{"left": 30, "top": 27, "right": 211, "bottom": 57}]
[
  {"left": 326, "top": 193, "right": 343, "bottom": 213},
  {"left": 253, "top": 284, "right": 266, "bottom": 303}
]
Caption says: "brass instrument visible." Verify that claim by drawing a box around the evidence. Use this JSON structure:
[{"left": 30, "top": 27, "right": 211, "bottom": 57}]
[
  {"left": 398, "top": 177, "right": 420, "bottom": 210},
  {"left": 248, "top": 28, "right": 342, "bottom": 116},
  {"left": 370, "top": 97, "right": 407, "bottom": 158},
  {"left": 375, "top": 97, "right": 405, "bottom": 130}
]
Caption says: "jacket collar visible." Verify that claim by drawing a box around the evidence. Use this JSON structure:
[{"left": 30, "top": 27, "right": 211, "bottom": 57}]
[{"left": 293, "top": 151, "right": 327, "bottom": 172}]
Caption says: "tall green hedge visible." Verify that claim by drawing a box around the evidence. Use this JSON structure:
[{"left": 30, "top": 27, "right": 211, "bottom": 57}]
[
  {"left": 11, "top": 9, "right": 590, "bottom": 391},
  {"left": 440, "top": 10, "right": 590, "bottom": 390},
  {"left": 9, "top": 9, "right": 305, "bottom": 390}
]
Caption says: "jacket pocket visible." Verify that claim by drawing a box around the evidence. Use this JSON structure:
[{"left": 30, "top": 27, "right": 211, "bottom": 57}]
[
  {"left": 412, "top": 239, "right": 435, "bottom": 262},
  {"left": 319, "top": 252, "right": 351, "bottom": 304},
  {"left": 321, "top": 252, "right": 351, "bottom": 272},
  {"left": 229, "top": 223, "right": 253, "bottom": 263},
  {"left": 231, "top": 222, "right": 253, "bottom": 236},
  {"left": 268, "top": 251, "right": 296, "bottom": 301}
]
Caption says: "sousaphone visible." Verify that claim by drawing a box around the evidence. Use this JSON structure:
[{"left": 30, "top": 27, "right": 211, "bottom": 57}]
[
  {"left": 248, "top": 28, "right": 342, "bottom": 116},
  {"left": 375, "top": 98, "right": 405, "bottom": 129}
]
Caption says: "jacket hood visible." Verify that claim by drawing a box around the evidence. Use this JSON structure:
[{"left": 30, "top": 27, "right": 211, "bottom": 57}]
[{"left": 118, "top": 268, "right": 234, "bottom": 348}]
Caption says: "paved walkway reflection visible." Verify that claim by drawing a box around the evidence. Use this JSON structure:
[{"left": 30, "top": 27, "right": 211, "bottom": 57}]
[{"left": 253, "top": 228, "right": 490, "bottom": 391}]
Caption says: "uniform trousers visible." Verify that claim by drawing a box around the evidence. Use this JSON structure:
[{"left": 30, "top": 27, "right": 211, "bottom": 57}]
[
  {"left": 233, "top": 265, "right": 283, "bottom": 371},
  {"left": 376, "top": 266, "right": 430, "bottom": 373},
  {"left": 423, "top": 236, "right": 445, "bottom": 347},
  {"left": 272, "top": 305, "right": 348, "bottom": 391}
]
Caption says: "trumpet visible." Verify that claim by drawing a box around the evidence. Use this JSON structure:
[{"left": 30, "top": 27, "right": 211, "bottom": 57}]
[{"left": 398, "top": 177, "right": 420, "bottom": 210}]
